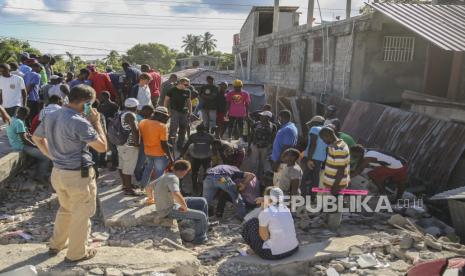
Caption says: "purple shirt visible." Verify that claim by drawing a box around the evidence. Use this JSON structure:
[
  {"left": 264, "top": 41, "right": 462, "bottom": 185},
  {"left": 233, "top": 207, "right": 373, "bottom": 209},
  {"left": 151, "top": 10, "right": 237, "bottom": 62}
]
[
  {"left": 206, "top": 165, "right": 245, "bottom": 179},
  {"left": 241, "top": 177, "right": 259, "bottom": 205},
  {"left": 24, "top": 71, "right": 41, "bottom": 102}
]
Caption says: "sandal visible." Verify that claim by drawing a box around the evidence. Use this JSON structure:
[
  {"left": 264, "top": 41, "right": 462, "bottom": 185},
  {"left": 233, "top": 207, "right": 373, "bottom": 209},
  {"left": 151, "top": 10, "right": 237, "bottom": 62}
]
[{"left": 64, "top": 249, "right": 97, "bottom": 263}]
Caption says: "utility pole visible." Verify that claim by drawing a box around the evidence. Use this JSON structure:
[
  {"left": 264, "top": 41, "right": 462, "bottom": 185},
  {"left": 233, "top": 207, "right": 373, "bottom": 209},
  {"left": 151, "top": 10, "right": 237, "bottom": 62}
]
[
  {"left": 273, "top": 0, "right": 280, "bottom": 33},
  {"left": 307, "top": 0, "right": 315, "bottom": 27},
  {"left": 346, "top": 0, "right": 352, "bottom": 19}
]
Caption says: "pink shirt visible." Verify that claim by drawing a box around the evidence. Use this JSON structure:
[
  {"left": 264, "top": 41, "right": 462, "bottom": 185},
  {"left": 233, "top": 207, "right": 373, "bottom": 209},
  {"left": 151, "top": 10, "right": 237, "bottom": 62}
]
[{"left": 226, "top": 90, "right": 251, "bottom": 118}]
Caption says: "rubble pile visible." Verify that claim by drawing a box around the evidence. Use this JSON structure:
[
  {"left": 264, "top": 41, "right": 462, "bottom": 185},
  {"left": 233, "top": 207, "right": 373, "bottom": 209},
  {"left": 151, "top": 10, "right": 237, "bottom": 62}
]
[{"left": 1, "top": 170, "right": 465, "bottom": 275}]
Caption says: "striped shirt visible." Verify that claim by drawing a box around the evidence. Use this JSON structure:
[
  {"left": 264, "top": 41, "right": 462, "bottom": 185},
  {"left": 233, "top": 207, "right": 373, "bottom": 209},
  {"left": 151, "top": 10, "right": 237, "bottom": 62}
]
[{"left": 322, "top": 139, "right": 350, "bottom": 187}]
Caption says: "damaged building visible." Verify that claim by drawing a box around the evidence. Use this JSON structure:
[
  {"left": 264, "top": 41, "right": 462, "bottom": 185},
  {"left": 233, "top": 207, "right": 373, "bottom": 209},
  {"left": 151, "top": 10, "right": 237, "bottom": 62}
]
[{"left": 233, "top": 2, "right": 465, "bottom": 111}]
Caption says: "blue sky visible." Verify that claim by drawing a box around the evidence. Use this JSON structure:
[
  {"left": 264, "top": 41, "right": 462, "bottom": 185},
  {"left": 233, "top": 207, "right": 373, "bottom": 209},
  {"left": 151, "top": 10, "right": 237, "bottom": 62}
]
[{"left": 0, "top": 0, "right": 365, "bottom": 60}]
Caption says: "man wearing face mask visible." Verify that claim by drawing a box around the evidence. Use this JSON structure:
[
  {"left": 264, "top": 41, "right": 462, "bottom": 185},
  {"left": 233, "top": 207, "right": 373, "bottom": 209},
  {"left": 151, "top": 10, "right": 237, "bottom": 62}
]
[{"left": 32, "top": 84, "right": 107, "bottom": 263}]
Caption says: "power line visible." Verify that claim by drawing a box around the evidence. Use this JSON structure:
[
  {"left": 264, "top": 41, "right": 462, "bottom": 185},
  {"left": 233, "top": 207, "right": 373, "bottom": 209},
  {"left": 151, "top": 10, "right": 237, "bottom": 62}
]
[
  {"left": 0, "top": 22, "right": 240, "bottom": 30},
  {"left": 53, "top": 0, "right": 361, "bottom": 11},
  {"left": 0, "top": 36, "right": 118, "bottom": 52},
  {"left": 2, "top": 6, "right": 246, "bottom": 20}
]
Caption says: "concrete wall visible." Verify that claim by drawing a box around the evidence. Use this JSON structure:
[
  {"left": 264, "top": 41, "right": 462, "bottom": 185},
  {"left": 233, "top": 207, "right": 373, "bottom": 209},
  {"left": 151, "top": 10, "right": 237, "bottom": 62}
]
[{"left": 355, "top": 17, "right": 428, "bottom": 104}]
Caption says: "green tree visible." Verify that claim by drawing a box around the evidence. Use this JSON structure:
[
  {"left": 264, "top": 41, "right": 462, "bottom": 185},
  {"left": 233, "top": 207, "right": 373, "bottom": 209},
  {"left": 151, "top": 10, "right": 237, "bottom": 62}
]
[
  {"left": 103, "top": 50, "right": 123, "bottom": 71},
  {"left": 0, "top": 38, "right": 41, "bottom": 63},
  {"left": 219, "top": 53, "right": 234, "bottom": 71},
  {"left": 201, "top": 32, "right": 217, "bottom": 54},
  {"left": 182, "top": 34, "right": 203, "bottom": 56},
  {"left": 125, "top": 43, "right": 176, "bottom": 74}
]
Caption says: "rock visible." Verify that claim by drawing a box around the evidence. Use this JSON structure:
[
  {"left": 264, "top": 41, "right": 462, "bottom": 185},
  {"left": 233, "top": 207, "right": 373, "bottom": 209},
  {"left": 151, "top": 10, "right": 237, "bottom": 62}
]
[
  {"left": 357, "top": 253, "right": 378, "bottom": 268},
  {"left": 399, "top": 234, "right": 413, "bottom": 249},
  {"left": 105, "top": 267, "right": 123, "bottom": 276},
  {"left": 424, "top": 226, "right": 441, "bottom": 237},
  {"left": 326, "top": 267, "right": 340, "bottom": 276},
  {"left": 413, "top": 241, "right": 425, "bottom": 251},
  {"left": 405, "top": 206, "right": 426, "bottom": 218},
  {"left": 315, "top": 265, "right": 327, "bottom": 271},
  {"left": 92, "top": 232, "right": 110, "bottom": 242},
  {"left": 89, "top": 267, "right": 105, "bottom": 275},
  {"left": 390, "top": 260, "right": 410, "bottom": 272},
  {"left": 349, "top": 246, "right": 363, "bottom": 256},
  {"left": 180, "top": 228, "right": 196, "bottom": 242},
  {"left": 120, "top": 240, "right": 134, "bottom": 247},
  {"left": 330, "top": 262, "right": 345, "bottom": 273},
  {"left": 388, "top": 214, "right": 408, "bottom": 227},
  {"left": 425, "top": 237, "right": 442, "bottom": 251}
]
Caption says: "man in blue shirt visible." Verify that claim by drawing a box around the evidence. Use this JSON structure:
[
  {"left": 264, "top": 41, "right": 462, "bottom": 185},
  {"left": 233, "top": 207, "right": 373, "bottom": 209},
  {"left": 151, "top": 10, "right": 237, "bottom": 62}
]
[
  {"left": 271, "top": 110, "right": 298, "bottom": 188},
  {"left": 24, "top": 62, "right": 42, "bottom": 122},
  {"left": 271, "top": 110, "right": 298, "bottom": 171},
  {"left": 69, "top": 68, "right": 92, "bottom": 88},
  {"left": 302, "top": 115, "right": 328, "bottom": 196},
  {"left": 19, "top": 53, "right": 32, "bottom": 76},
  {"left": 122, "top": 62, "right": 141, "bottom": 89},
  {"left": 6, "top": 107, "right": 50, "bottom": 182}
]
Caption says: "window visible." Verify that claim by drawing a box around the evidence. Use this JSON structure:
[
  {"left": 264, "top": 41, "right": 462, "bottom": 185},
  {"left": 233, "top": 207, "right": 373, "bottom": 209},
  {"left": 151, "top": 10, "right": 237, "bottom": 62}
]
[
  {"left": 313, "top": 37, "right": 323, "bottom": 62},
  {"left": 192, "top": 60, "right": 199, "bottom": 67},
  {"left": 210, "top": 61, "right": 216, "bottom": 66},
  {"left": 279, "top": 44, "right": 291, "bottom": 65},
  {"left": 383, "top": 36, "right": 415, "bottom": 62},
  {"left": 257, "top": 48, "right": 267, "bottom": 65},
  {"left": 240, "top": 52, "right": 248, "bottom": 67},
  {"left": 204, "top": 60, "right": 210, "bottom": 66}
]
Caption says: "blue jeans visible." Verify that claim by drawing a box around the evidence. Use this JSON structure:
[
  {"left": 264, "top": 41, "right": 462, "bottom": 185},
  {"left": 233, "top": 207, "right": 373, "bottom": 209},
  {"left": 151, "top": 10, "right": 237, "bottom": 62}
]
[
  {"left": 169, "top": 197, "right": 209, "bottom": 244},
  {"left": 140, "top": 155, "right": 168, "bottom": 187},
  {"left": 134, "top": 144, "right": 146, "bottom": 182},
  {"left": 23, "top": 145, "right": 50, "bottom": 178},
  {"left": 203, "top": 175, "right": 246, "bottom": 218}
]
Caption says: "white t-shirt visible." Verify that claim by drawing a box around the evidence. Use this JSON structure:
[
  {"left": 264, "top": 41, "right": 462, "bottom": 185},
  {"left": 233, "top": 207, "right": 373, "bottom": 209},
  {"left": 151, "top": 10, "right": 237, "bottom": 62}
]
[
  {"left": 11, "top": 71, "right": 24, "bottom": 78},
  {"left": 0, "top": 75, "right": 25, "bottom": 108},
  {"left": 258, "top": 205, "right": 299, "bottom": 255},
  {"left": 365, "top": 150, "right": 403, "bottom": 169},
  {"left": 137, "top": 85, "right": 152, "bottom": 110}
]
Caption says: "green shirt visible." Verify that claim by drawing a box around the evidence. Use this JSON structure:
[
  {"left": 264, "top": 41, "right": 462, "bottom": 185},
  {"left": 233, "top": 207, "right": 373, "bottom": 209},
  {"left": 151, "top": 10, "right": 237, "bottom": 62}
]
[
  {"left": 6, "top": 117, "right": 27, "bottom": 151},
  {"left": 340, "top": 132, "right": 356, "bottom": 148},
  {"left": 39, "top": 65, "right": 48, "bottom": 85}
]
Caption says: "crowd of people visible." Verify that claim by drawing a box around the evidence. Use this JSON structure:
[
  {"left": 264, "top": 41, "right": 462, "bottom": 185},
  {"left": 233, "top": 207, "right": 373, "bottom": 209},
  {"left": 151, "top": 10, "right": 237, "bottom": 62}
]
[{"left": 0, "top": 53, "right": 409, "bottom": 262}]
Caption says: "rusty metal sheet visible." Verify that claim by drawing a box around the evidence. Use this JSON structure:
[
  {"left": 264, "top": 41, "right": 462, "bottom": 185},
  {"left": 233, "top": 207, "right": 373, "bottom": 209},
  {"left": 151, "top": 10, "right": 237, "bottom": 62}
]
[
  {"left": 328, "top": 96, "right": 353, "bottom": 126},
  {"left": 330, "top": 97, "right": 465, "bottom": 195},
  {"left": 340, "top": 101, "right": 387, "bottom": 144}
]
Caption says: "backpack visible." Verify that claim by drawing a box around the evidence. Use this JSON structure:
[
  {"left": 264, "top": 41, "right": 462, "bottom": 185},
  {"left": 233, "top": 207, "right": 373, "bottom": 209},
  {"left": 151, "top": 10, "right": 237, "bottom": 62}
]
[{"left": 107, "top": 112, "right": 130, "bottom": 146}]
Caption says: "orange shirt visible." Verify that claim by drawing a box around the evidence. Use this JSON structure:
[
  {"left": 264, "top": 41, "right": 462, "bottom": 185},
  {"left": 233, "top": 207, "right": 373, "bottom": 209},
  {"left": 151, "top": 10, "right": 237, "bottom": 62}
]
[{"left": 139, "top": 119, "right": 168, "bottom": 157}]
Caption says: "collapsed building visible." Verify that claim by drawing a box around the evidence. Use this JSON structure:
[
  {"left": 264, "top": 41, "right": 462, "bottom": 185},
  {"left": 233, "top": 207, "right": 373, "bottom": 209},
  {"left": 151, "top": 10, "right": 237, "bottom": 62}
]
[{"left": 232, "top": 2, "right": 465, "bottom": 201}]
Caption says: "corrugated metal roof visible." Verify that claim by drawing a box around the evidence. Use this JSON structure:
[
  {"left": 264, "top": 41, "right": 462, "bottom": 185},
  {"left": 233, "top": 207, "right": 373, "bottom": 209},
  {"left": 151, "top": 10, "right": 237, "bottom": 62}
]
[{"left": 368, "top": 3, "right": 465, "bottom": 51}]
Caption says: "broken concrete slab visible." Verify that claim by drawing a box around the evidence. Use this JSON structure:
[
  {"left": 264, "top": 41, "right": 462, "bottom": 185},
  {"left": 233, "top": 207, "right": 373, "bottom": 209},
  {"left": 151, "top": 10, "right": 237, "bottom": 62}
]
[
  {"left": 218, "top": 235, "right": 371, "bottom": 276},
  {"left": 0, "top": 243, "right": 200, "bottom": 276}
]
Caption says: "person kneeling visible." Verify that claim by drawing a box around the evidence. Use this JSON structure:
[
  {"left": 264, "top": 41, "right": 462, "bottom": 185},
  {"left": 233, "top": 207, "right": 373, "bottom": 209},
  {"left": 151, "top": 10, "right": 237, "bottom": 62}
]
[
  {"left": 241, "top": 187, "right": 299, "bottom": 260},
  {"left": 148, "top": 160, "right": 209, "bottom": 244}
]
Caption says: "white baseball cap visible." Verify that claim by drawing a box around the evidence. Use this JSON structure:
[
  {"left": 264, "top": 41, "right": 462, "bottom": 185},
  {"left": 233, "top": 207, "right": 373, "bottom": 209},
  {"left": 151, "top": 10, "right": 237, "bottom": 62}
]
[
  {"left": 154, "top": 106, "right": 169, "bottom": 115},
  {"left": 124, "top": 98, "right": 139, "bottom": 108},
  {"left": 259, "top": 111, "right": 273, "bottom": 118}
]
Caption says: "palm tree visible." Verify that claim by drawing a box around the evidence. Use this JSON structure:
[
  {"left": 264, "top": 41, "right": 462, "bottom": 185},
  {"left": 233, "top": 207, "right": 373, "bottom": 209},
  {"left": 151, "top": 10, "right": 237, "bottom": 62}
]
[
  {"left": 182, "top": 34, "right": 203, "bottom": 56},
  {"left": 103, "top": 50, "right": 122, "bottom": 70},
  {"left": 201, "top": 32, "right": 217, "bottom": 54}
]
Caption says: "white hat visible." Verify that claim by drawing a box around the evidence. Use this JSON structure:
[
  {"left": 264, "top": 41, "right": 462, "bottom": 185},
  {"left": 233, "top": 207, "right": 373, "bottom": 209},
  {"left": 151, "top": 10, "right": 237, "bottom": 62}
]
[
  {"left": 269, "top": 187, "right": 284, "bottom": 204},
  {"left": 50, "top": 75, "right": 60, "bottom": 80},
  {"left": 124, "top": 98, "right": 139, "bottom": 108},
  {"left": 154, "top": 106, "right": 169, "bottom": 115},
  {"left": 259, "top": 111, "right": 273, "bottom": 118}
]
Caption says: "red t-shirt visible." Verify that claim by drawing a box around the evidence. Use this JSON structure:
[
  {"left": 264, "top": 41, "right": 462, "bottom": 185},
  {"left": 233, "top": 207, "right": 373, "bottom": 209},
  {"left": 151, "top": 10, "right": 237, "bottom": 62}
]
[
  {"left": 147, "top": 70, "right": 161, "bottom": 97},
  {"left": 89, "top": 72, "right": 116, "bottom": 98}
]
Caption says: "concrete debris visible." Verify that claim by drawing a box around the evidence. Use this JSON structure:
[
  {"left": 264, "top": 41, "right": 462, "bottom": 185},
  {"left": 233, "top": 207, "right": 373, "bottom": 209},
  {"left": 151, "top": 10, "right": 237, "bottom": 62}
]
[
  {"left": 325, "top": 267, "right": 340, "bottom": 276},
  {"left": 357, "top": 253, "right": 379, "bottom": 268},
  {"left": 388, "top": 214, "right": 408, "bottom": 228},
  {"left": 329, "top": 262, "right": 345, "bottom": 273},
  {"left": 399, "top": 233, "right": 414, "bottom": 249},
  {"left": 180, "top": 228, "right": 196, "bottom": 242},
  {"left": 104, "top": 267, "right": 123, "bottom": 276},
  {"left": 424, "top": 237, "right": 443, "bottom": 251},
  {"left": 89, "top": 267, "right": 105, "bottom": 275}
]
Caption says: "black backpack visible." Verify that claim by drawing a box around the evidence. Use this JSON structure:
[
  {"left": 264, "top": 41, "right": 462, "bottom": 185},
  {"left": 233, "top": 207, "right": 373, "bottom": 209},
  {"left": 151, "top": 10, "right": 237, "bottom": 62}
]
[{"left": 107, "top": 112, "right": 130, "bottom": 146}]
